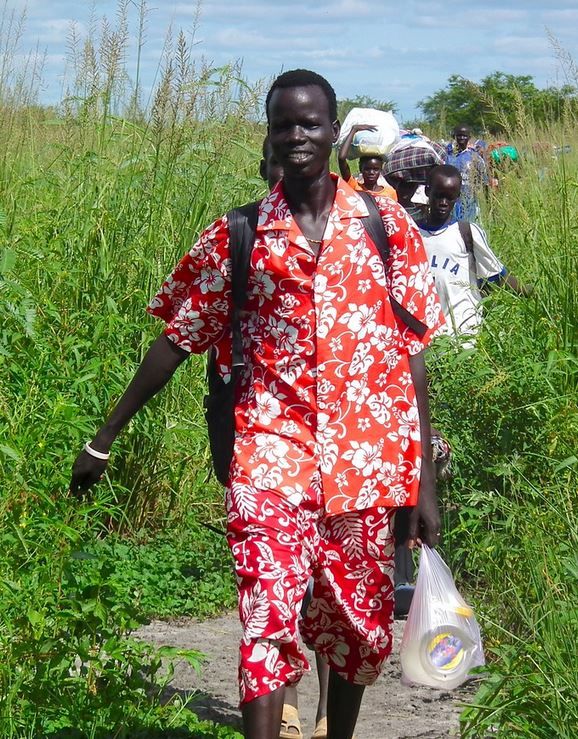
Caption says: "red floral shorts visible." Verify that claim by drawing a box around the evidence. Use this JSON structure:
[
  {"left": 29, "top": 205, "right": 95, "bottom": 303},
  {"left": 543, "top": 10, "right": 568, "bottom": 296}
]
[{"left": 226, "top": 470, "right": 396, "bottom": 704}]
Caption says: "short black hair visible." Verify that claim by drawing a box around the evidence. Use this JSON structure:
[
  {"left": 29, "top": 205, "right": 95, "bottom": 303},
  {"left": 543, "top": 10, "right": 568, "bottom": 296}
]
[
  {"left": 427, "top": 164, "right": 462, "bottom": 187},
  {"left": 359, "top": 155, "right": 384, "bottom": 167},
  {"left": 453, "top": 123, "right": 471, "bottom": 135},
  {"left": 265, "top": 69, "right": 337, "bottom": 122}
]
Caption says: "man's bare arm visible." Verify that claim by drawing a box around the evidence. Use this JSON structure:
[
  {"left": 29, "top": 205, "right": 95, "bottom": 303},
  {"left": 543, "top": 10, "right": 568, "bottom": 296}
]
[
  {"left": 407, "top": 350, "right": 441, "bottom": 548},
  {"left": 69, "top": 334, "right": 189, "bottom": 495}
]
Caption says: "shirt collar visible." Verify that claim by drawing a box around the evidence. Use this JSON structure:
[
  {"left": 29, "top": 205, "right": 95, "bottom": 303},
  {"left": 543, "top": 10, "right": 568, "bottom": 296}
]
[{"left": 256, "top": 174, "right": 369, "bottom": 235}]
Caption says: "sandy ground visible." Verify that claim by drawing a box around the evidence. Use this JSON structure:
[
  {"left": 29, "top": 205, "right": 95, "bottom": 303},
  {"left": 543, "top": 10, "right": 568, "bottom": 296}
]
[{"left": 137, "top": 612, "right": 475, "bottom": 738}]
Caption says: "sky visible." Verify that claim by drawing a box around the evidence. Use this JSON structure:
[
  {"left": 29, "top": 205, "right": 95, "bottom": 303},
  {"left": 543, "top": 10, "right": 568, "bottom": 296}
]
[{"left": 7, "top": 0, "right": 578, "bottom": 123}]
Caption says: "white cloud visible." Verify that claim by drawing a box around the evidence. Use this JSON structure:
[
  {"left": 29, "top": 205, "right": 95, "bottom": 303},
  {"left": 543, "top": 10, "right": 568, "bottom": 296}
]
[{"left": 492, "top": 34, "right": 550, "bottom": 56}]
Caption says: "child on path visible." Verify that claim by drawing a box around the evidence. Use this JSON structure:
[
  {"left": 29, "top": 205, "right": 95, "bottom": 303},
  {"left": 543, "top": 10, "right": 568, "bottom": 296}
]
[
  {"left": 446, "top": 124, "right": 489, "bottom": 222},
  {"left": 338, "top": 123, "right": 397, "bottom": 200},
  {"left": 418, "top": 165, "right": 530, "bottom": 341}
]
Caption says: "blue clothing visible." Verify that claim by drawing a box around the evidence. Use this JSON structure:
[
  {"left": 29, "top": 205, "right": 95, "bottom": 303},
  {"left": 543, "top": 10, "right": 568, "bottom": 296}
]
[{"left": 446, "top": 145, "right": 488, "bottom": 222}]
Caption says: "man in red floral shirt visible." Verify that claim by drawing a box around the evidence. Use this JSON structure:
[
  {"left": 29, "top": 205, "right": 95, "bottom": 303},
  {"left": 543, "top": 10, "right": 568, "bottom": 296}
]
[{"left": 71, "top": 69, "right": 444, "bottom": 739}]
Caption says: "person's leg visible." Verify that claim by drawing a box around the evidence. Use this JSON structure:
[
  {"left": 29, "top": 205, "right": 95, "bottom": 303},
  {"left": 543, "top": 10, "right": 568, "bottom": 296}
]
[
  {"left": 280, "top": 684, "right": 301, "bottom": 738},
  {"left": 226, "top": 470, "right": 321, "bottom": 737},
  {"left": 242, "top": 685, "right": 286, "bottom": 739},
  {"left": 314, "top": 652, "right": 329, "bottom": 725},
  {"left": 300, "top": 507, "right": 396, "bottom": 738},
  {"left": 327, "top": 670, "right": 364, "bottom": 739}
]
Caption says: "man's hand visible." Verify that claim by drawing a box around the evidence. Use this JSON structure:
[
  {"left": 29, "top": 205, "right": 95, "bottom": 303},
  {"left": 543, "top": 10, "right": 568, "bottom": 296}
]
[
  {"left": 408, "top": 457, "right": 441, "bottom": 548},
  {"left": 407, "top": 350, "right": 441, "bottom": 548},
  {"left": 351, "top": 123, "right": 378, "bottom": 133},
  {"left": 69, "top": 448, "right": 108, "bottom": 497},
  {"left": 67, "top": 334, "right": 189, "bottom": 499}
]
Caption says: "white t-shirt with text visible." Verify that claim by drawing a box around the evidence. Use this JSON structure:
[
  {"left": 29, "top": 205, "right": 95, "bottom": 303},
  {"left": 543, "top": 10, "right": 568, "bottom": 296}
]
[{"left": 419, "top": 220, "right": 506, "bottom": 338}]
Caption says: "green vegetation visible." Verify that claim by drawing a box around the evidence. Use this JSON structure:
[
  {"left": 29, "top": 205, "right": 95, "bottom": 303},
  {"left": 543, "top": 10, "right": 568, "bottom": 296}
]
[
  {"left": 418, "top": 70, "right": 578, "bottom": 134},
  {"left": 430, "top": 142, "right": 578, "bottom": 736},
  {"left": 0, "top": 2, "right": 577, "bottom": 736}
]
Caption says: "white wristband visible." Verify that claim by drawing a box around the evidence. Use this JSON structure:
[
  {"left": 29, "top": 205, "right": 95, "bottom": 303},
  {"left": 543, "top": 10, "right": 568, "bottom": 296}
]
[{"left": 84, "top": 442, "right": 110, "bottom": 460}]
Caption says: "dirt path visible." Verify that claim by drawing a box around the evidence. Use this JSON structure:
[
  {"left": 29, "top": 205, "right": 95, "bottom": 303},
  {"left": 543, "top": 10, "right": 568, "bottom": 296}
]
[{"left": 138, "top": 612, "right": 474, "bottom": 738}]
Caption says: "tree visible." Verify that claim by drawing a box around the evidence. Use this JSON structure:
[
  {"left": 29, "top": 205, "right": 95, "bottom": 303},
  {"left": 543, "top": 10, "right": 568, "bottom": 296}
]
[
  {"left": 418, "top": 72, "right": 577, "bottom": 134},
  {"left": 337, "top": 94, "right": 397, "bottom": 121}
]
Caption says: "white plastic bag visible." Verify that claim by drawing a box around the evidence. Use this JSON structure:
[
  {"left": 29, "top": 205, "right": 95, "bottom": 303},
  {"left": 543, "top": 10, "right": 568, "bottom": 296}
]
[
  {"left": 338, "top": 107, "right": 400, "bottom": 159},
  {"left": 400, "top": 545, "right": 484, "bottom": 690}
]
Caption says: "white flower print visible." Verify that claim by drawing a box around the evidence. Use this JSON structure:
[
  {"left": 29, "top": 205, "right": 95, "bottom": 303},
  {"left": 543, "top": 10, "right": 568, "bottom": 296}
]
[
  {"left": 275, "top": 354, "right": 306, "bottom": 386},
  {"left": 253, "top": 434, "right": 290, "bottom": 464},
  {"left": 343, "top": 439, "right": 384, "bottom": 477},
  {"left": 329, "top": 336, "right": 343, "bottom": 354},
  {"left": 349, "top": 342, "right": 374, "bottom": 375},
  {"left": 357, "top": 418, "right": 370, "bottom": 432},
  {"left": 251, "top": 463, "right": 283, "bottom": 490},
  {"left": 315, "top": 633, "right": 350, "bottom": 668},
  {"left": 376, "top": 460, "right": 397, "bottom": 487},
  {"left": 267, "top": 316, "right": 299, "bottom": 353},
  {"left": 340, "top": 303, "right": 379, "bottom": 340},
  {"left": 255, "top": 390, "right": 282, "bottom": 426},
  {"left": 408, "top": 260, "right": 431, "bottom": 293},
  {"left": 397, "top": 406, "right": 420, "bottom": 441},
  {"left": 345, "top": 377, "right": 370, "bottom": 410},
  {"left": 196, "top": 267, "right": 224, "bottom": 294},
  {"left": 251, "top": 269, "right": 275, "bottom": 305},
  {"left": 357, "top": 278, "right": 372, "bottom": 294}
]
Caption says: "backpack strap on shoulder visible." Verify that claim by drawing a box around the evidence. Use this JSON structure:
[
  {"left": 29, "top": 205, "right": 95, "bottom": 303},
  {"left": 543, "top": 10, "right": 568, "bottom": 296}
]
[
  {"left": 228, "top": 200, "right": 260, "bottom": 309},
  {"left": 226, "top": 199, "right": 260, "bottom": 367},
  {"left": 458, "top": 219, "right": 474, "bottom": 256},
  {"left": 357, "top": 190, "right": 390, "bottom": 264}
]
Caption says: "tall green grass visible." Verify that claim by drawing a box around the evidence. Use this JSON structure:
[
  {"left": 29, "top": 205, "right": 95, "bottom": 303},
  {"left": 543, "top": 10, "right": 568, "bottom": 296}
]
[
  {"left": 1, "top": 2, "right": 577, "bottom": 735},
  {"left": 429, "top": 119, "right": 578, "bottom": 736},
  {"left": 0, "top": 4, "right": 258, "bottom": 734}
]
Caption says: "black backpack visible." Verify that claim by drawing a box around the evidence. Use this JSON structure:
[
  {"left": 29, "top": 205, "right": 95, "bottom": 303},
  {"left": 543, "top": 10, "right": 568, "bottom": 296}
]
[{"left": 203, "top": 191, "right": 390, "bottom": 485}]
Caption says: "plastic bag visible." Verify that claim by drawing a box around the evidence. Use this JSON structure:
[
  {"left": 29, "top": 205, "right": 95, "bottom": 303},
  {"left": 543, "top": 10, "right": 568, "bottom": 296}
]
[
  {"left": 400, "top": 545, "right": 484, "bottom": 690},
  {"left": 338, "top": 107, "right": 400, "bottom": 159}
]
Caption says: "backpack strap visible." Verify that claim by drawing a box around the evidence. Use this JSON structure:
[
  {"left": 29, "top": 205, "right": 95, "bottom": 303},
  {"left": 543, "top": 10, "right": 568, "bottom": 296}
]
[
  {"left": 226, "top": 200, "right": 260, "bottom": 367},
  {"left": 458, "top": 219, "right": 474, "bottom": 256},
  {"left": 357, "top": 190, "right": 389, "bottom": 264},
  {"left": 358, "top": 190, "right": 427, "bottom": 338}
]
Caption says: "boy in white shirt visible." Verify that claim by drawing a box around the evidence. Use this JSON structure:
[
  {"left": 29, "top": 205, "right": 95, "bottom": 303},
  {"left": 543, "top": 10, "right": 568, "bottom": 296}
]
[{"left": 418, "top": 165, "right": 529, "bottom": 340}]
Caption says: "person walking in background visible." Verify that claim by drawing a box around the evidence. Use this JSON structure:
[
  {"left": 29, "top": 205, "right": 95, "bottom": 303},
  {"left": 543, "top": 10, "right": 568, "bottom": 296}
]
[
  {"left": 446, "top": 124, "right": 489, "bottom": 222},
  {"left": 418, "top": 164, "right": 531, "bottom": 342},
  {"left": 338, "top": 123, "right": 397, "bottom": 199},
  {"left": 70, "top": 69, "right": 444, "bottom": 739}
]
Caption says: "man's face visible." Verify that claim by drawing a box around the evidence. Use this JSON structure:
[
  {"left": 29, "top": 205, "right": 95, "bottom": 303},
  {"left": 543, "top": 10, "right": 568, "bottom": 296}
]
[
  {"left": 360, "top": 157, "right": 382, "bottom": 187},
  {"left": 267, "top": 85, "right": 339, "bottom": 179},
  {"left": 426, "top": 175, "right": 461, "bottom": 223},
  {"left": 454, "top": 127, "right": 470, "bottom": 152}
]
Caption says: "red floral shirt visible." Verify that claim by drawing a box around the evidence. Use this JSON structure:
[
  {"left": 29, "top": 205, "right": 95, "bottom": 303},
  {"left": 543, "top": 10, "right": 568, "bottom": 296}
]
[{"left": 148, "top": 176, "right": 443, "bottom": 515}]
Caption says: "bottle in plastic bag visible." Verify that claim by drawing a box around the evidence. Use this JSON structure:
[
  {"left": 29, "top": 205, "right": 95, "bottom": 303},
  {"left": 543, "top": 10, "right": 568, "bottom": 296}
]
[{"left": 399, "top": 545, "right": 484, "bottom": 690}]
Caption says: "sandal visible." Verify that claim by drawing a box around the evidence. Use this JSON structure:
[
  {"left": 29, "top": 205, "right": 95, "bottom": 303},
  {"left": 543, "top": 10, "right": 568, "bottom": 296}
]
[
  {"left": 280, "top": 704, "right": 303, "bottom": 739},
  {"left": 311, "top": 717, "right": 355, "bottom": 739},
  {"left": 311, "top": 717, "right": 327, "bottom": 739}
]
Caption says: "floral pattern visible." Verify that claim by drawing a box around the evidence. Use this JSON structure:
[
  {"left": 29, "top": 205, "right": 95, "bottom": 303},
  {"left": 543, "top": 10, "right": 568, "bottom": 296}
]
[
  {"left": 226, "top": 474, "right": 395, "bottom": 704},
  {"left": 148, "top": 175, "right": 443, "bottom": 516}
]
